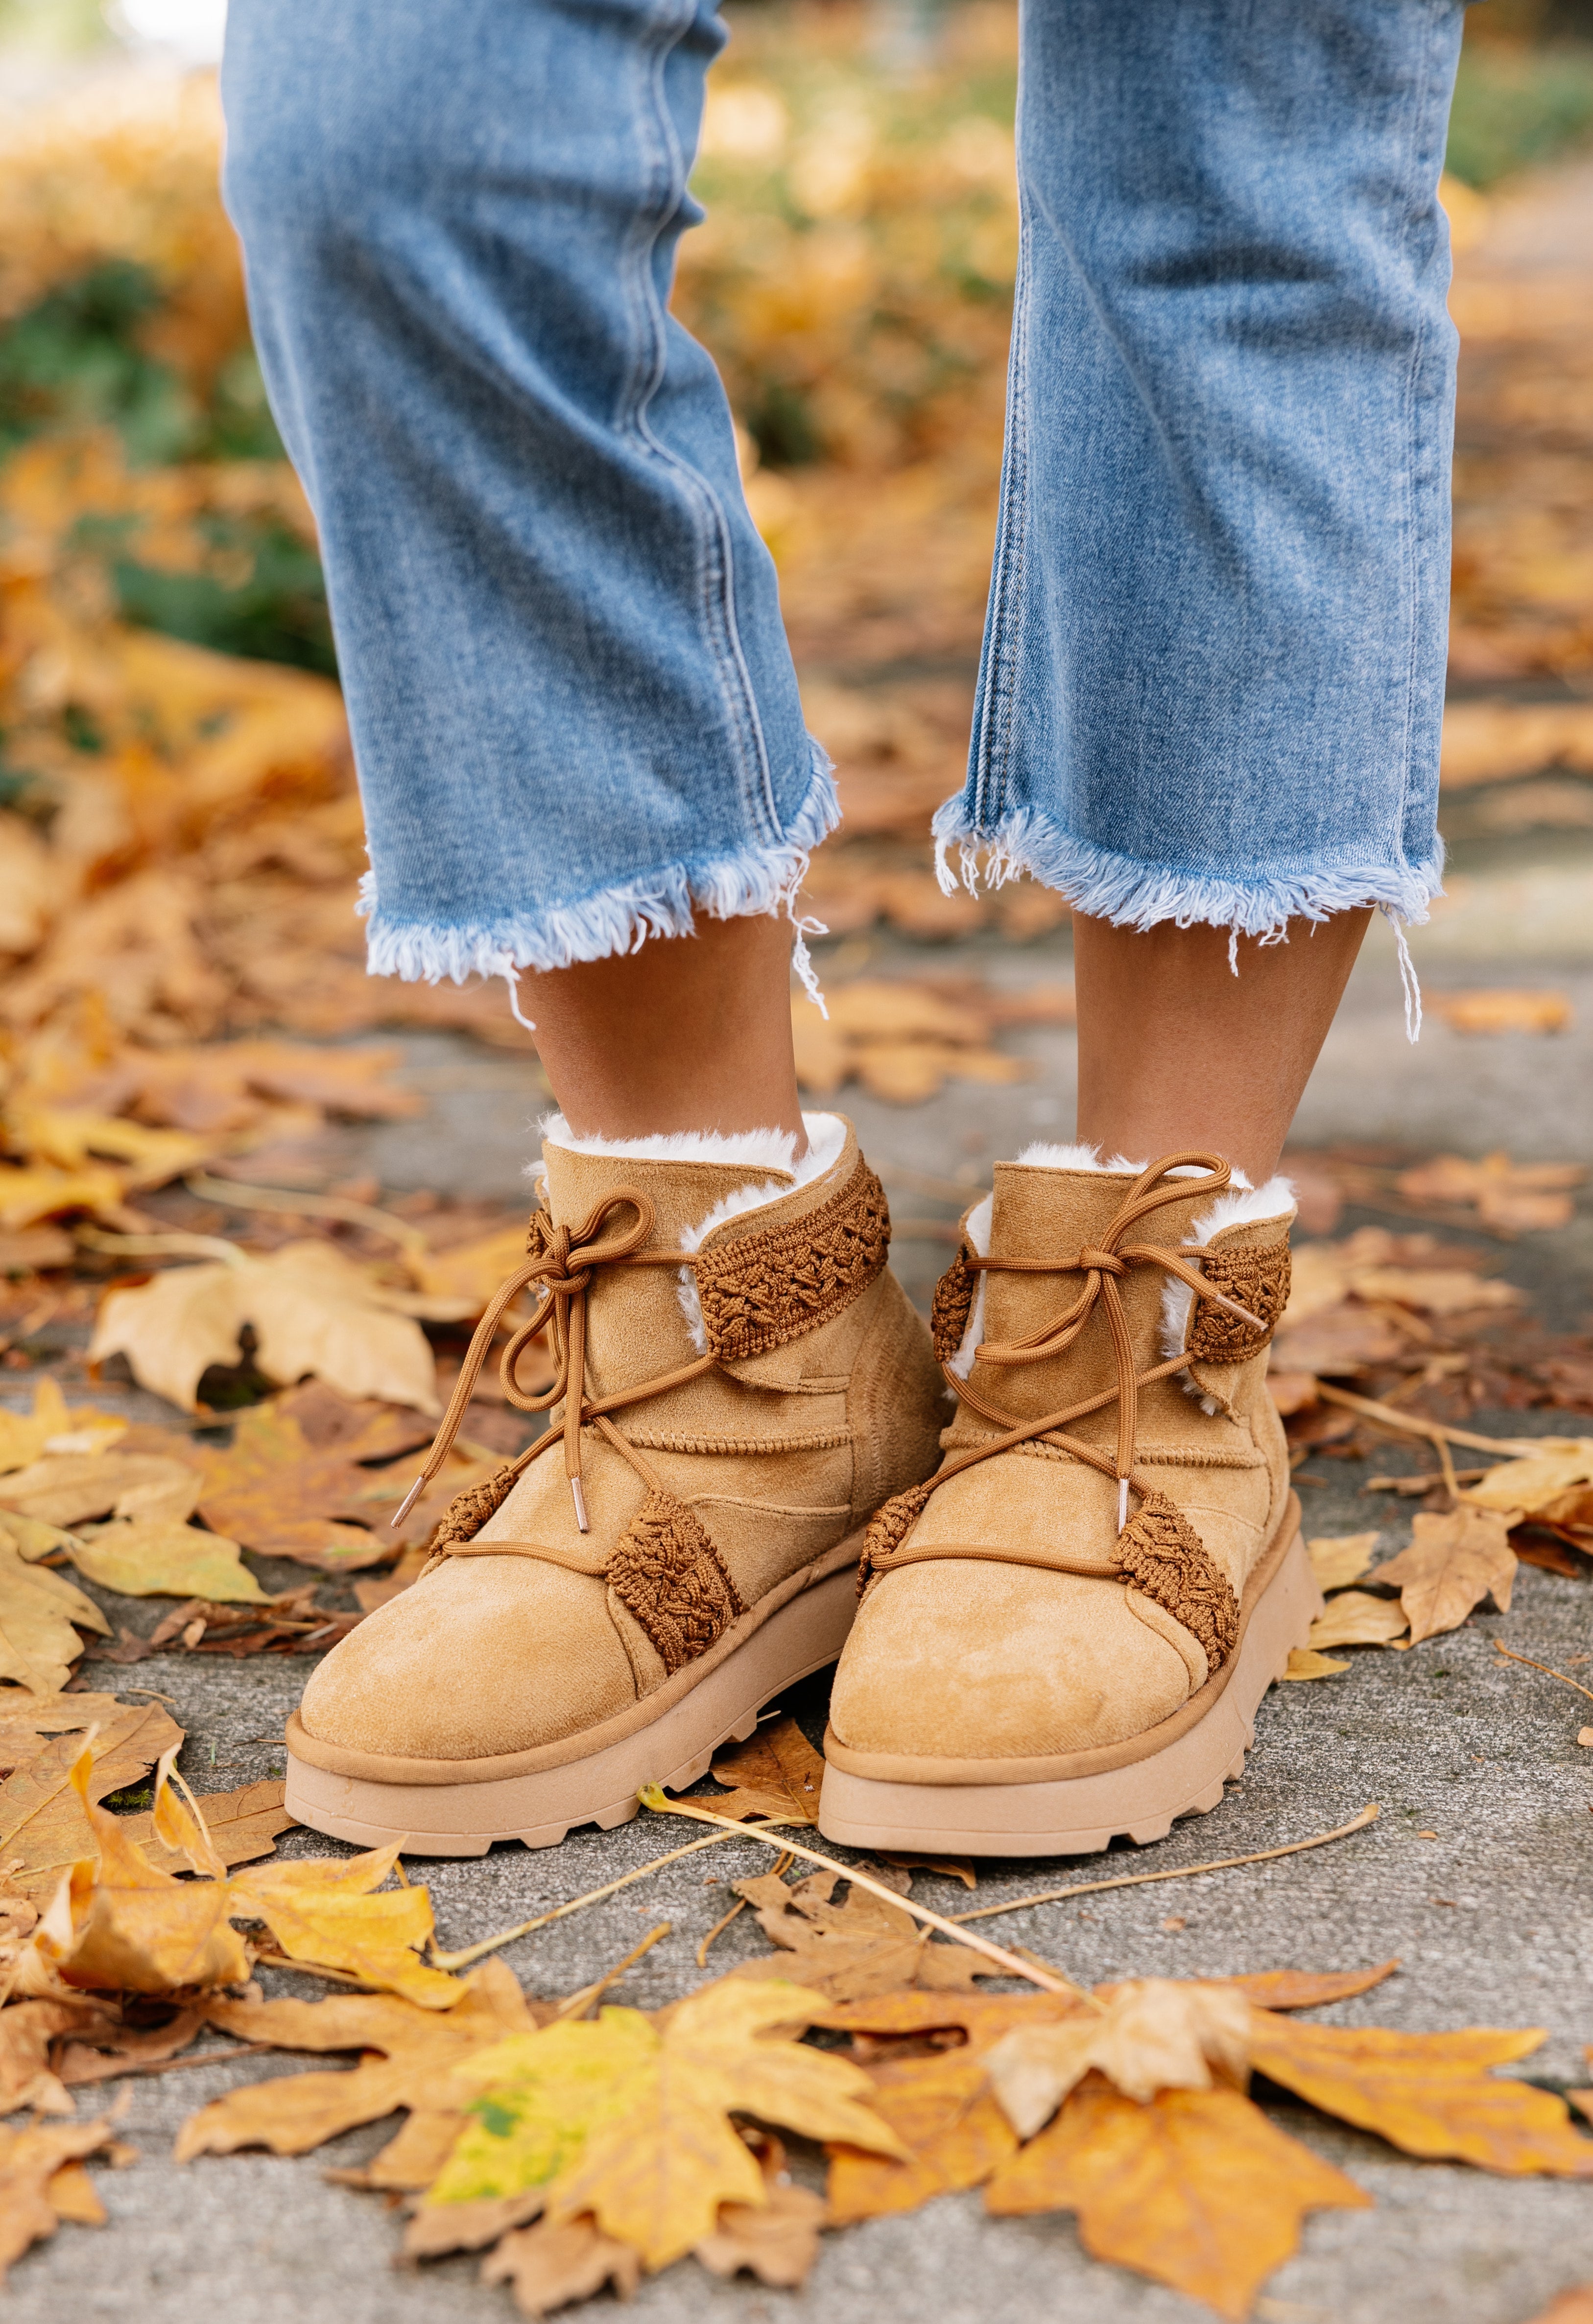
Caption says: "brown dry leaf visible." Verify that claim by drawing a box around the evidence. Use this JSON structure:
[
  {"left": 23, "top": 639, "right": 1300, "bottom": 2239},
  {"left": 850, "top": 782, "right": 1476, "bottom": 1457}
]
[
  {"left": 482, "top": 2217, "right": 641, "bottom": 2318},
  {"left": 0, "top": 1538, "right": 110, "bottom": 1691},
  {"left": 985, "top": 2075, "right": 1371, "bottom": 2323},
  {"left": 1306, "top": 1591, "right": 1410, "bottom": 1651},
  {"left": 120, "top": 1779, "right": 295, "bottom": 1877},
  {"left": 1349, "top": 1266, "right": 1522, "bottom": 1318},
  {"left": 731, "top": 1868, "right": 996, "bottom": 2003},
  {"left": 0, "top": 1449, "right": 200, "bottom": 1528},
  {"left": 226, "top": 1843, "right": 466, "bottom": 2009},
  {"left": 1246, "top": 2010, "right": 1593, "bottom": 2176},
  {"left": 1265, "top": 1369, "right": 1319, "bottom": 1417},
  {"left": 89, "top": 1241, "right": 445, "bottom": 1415},
  {"left": 407, "top": 1226, "right": 530, "bottom": 1313},
  {"left": 827, "top": 2045, "right": 1018, "bottom": 2226},
  {"left": 1308, "top": 1532, "right": 1379, "bottom": 1592},
  {"left": 69, "top": 1518, "right": 265, "bottom": 1602},
  {"left": 985, "top": 1979, "right": 1252, "bottom": 2138},
  {"left": 400, "top": 2188, "right": 546, "bottom": 2259},
  {"left": 32, "top": 1744, "right": 248, "bottom": 1995},
  {"left": 1369, "top": 1507, "right": 1516, "bottom": 1643},
  {"left": 177, "top": 1960, "right": 536, "bottom": 2168},
  {"left": 1270, "top": 1305, "right": 1414, "bottom": 1377},
  {"left": 1279, "top": 1648, "right": 1352, "bottom": 1682},
  {"left": 1394, "top": 1152, "right": 1585, "bottom": 1233},
  {"left": 696, "top": 2171, "right": 826, "bottom": 2287},
  {"left": 0, "top": 1161, "right": 130, "bottom": 1233},
  {"left": 0, "top": 1701, "right": 187, "bottom": 1904},
  {"left": 705, "top": 1714, "right": 825, "bottom": 1825},
  {"left": 0, "top": 1995, "right": 111, "bottom": 2115},
  {"left": 0, "top": 2114, "right": 121, "bottom": 2285},
  {"left": 1467, "top": 1439, "right": 1593, "bottom": 1519},
  {"left": 1218, "top": 1963, "right": 1400, "bottom": 2010},
  {"left": 1522, "top": 2294, "right": 1593, "bottom": 2324},
  {"left": 1433, "top": 989, "right": 1572, "bottom": 1036},
  {"left": 53, "top": 2000, "right": 208, "bottom": 2089},
  {"left": 788, "top": 978, "right": 1039, "bottom": 1106},
  {"left": 195, "top": 1401, "right": 416, "bottom": 1568}
]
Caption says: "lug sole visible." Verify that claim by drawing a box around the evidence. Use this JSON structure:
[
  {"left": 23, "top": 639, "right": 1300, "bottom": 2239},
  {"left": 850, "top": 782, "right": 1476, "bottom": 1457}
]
[
  {"left": 284, "top": 1566, "right": 856, "bottom": 1855},
  {"left": 815, "top": 1521, "right": 1321, "bottom": 1857}
]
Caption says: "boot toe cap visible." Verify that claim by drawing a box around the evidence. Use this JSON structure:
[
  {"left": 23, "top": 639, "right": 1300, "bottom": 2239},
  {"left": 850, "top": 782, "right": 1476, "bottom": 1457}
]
[
  {"left": 299, "top": 1554, "right": 636, "bottom": 1762},
  {"left": 829, "top": 1560, "right": 1197, "bottom": 1763}
]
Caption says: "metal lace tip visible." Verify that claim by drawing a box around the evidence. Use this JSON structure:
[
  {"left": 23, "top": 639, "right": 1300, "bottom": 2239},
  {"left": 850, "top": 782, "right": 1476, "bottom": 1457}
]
[
  {"left": 1117, "top": 1477, "right": 1129, "bottom": 1534},
  {"left": 391, "top": 1475, "right": 426, "bottom": 1529},
  {"left": 570, "top": 1475, "right": 590, "bottom": 1534}
]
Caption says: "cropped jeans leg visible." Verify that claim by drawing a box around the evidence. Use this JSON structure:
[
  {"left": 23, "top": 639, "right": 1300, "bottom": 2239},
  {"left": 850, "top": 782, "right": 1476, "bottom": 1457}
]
[
  {"left": 220, "top": 0, "right": 832, "bottom": 990},
  {"left": 939, "top": 0, "right": 1464, "bottom": 953}
]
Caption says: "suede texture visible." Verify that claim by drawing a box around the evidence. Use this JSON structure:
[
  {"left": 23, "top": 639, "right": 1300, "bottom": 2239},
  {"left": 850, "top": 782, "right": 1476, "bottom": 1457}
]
[
  {"left": 298, "top": 1120, "right": 942, "bottom": 1763},
  {"left": 828, "top": 1159, "right": 1294, "bottom": 1765}
]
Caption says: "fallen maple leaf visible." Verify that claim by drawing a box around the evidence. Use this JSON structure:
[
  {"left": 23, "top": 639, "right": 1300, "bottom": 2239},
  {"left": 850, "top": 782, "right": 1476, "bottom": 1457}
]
[
  {"left": 429, "top": 1980, "right": 904, "bottom": 2271},
  {"left": 0, "top": 1537, "right": 109, "bottom": 1691},
  {"left": 175, "top": 1961, "right": 537, "bottom": 2172},
  {"left": 0, "top": 1448, "right": 200, "bottom": 1528},
  {"left": 481, "top": 2217, "right": 641, "bottom": 2317},
  {"left": 1278, "top": 1647, "right": 1352, "bottom": 1681},
  {"left": 195, "top": 1400, "right": 416, "bottom": 1568},
  {"left": 0, "top": 2113, "right": 122, "bottom": 2284},
  {"left": 0, "top": 1380, "right": 125, "bottom": 1474},
  {"left": 89, "top": 1240, "right": 448, "bottom": 1414},
  {"left": 0, "top": 1698, "right": 186, "bottom": 1903},
  {"left": 704, "top": 1714, "right": 825, "bottom": 1824},
  {"left": 826, "top": 2043, "right": 1019, "bottom": 2226},
  {"left": 1308, "top": 1532, "right": 1379, "bottom": 1592},
  {"left": 985, "top": 1978, "right": 1253, "bottom": 2136},
  {"left": 0, "top": 1995, "right": 110, "bottom": 2115},
  {"left": 1467, "top": 1438, "right": 1593, "bottom": 1518},
  {"left": 1246, "top": 2010, "right": 1593, "bottom": 2177},
  {"left": 1433, "top": 988, "right": 1572, "bottom": 1036},
  {"left": 0, "top": 1161, "right": 130, "bottom": 1233},
  {"left": 226, "top": 1844, "right": 466, "bottom": 2009},
  {"left": 985, "top": 2075, "right": 1370, "bottom": 2322},
  {"left": 1368, "top": 1506, "right": 1516, "bottom": 1642},
  {"left": 1306, "top": 1590, "right": 1410, "bottom": 1651},
  {"left": 68, "top": 1517, "right": 264, "bottom": 1601},
  {"left": 731, "top": 1867, "right": 995, "bottom": 2003},
  {"left": 694, "top": 2133, "right": 826, "bottom": 2287},
  {"left": 1394, "top": 1153, "right": 1585, "bottom": 1234},
  {"left": 119, "top": 1778, "right": 295, "bottom": 1877}
]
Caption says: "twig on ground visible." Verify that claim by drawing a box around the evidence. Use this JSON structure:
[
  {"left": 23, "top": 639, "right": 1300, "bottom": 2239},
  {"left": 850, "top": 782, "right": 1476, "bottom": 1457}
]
[
  {"left": 1493, "top": 1644, "right": 1593, "bottom": 1705},
  {"left": 1313, "top": 1384, "right": 1542, "bottom": 1460},
  {"left": 428, "top": 1826, "right": 769, "bottom": 1971},
  {"left": 696, "top": 1898, "right": 748, "bottom": 1968},
  {"left": 553, "top": 1924, "right": 671, "bottom": 2019},
  {"left": 640, "top": 1788, "right": 1087, "bottom": 2000},
  {"left": 65, "top": 2042, "right": 277, "bottom": 2084},
  {"left": 946, "top": 1804, "right": 1381, "bottom": 1925},
  {"left": 185, "top": 1172, "right": 430, "bottom": 1252}
]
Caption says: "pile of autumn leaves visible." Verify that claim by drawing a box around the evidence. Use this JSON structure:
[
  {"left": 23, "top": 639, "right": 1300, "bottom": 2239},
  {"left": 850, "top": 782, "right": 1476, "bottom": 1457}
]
[{"left": 1, "top": 1701, "right": 1590, "bottom": 2321}]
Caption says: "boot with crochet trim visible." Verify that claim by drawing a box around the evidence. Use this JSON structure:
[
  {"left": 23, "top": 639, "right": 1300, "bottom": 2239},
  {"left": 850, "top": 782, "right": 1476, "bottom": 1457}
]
[
  {"left": 819, "top": 1144, "right": 1321, "bottom": 1857},
  {"left": 285, "top": 1113, "right": 943, "bottom": 1853}
]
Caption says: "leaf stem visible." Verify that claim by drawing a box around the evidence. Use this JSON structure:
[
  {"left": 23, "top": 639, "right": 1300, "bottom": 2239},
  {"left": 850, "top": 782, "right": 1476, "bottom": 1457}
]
[
  {"left": 1313, "top": 1385, "right": 1545, "bottom": 1461},
  {"left": 639, "top": 1789, "right": 1085, "bottom": 1999},
  {"left": 76, "top": 1226, "right": 249, "bottom": 1266},
  {"left": 185, "top": 1173, "right": 430, "bottom": 1253},
  {"left": 945, "top": 1804, "right": 1380, "bottom": 1925},
  {"left": 1493, "top": 1644, "right": 1593, "bottom": 1705},
  {"left": 553, "top": 1923, "right": 672, "bottom": 2020},
  {"left": 428, "top": 1826, "right": 767, "bottom": 1970}
]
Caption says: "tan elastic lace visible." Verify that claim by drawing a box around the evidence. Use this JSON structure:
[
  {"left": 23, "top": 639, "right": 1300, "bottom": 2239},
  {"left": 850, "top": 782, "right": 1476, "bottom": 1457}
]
[
  {"left": 391, "top": 1187, "right": 715, "bottom": 1536},
  {"left": 922, "top": 1151, "right": 1265, "bottom": 1536}
]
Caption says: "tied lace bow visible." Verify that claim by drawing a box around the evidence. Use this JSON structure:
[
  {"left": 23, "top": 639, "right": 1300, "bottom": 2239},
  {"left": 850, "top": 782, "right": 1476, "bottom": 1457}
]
[
  {"left": 391, "top": 1188, "right": 713, "bottom": 1536},
  {"left": 946, "top": 1151, "right": 1267, "bottom": 1531}
]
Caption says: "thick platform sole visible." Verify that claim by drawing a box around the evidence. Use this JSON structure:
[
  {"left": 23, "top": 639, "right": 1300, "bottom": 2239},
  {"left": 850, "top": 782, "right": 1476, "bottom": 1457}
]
[
  {"left": 284, "top": 1566, "right": 855, "bottom": 1855},
  {"left": 817, "top": 1514, "right": 1320, "bottom": 1858}
]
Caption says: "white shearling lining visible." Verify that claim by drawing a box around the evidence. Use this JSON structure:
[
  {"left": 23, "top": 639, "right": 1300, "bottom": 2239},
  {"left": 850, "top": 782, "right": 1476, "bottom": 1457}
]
[
  {"left": 1159, "top": 1174, "right": 1296, "bottom": 1403},
  {"left": 1012, "top": 1142, "right": 1211, "bottom": 1180},
  {"left": 947, "top": 1191, "right": 992, "bottom": 1380}
]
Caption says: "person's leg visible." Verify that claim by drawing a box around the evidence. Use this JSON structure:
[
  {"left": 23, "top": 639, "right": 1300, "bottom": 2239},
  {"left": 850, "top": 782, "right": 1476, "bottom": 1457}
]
[
  {"left": 940, "top": 0, "right": 1462, "bottom": 1158},
  {"left": 220, "top": 0, "right": 832, "bottom": 1072},
  {"left": 1072, "top": 911, "right": 1372, "bottom": 1187}
]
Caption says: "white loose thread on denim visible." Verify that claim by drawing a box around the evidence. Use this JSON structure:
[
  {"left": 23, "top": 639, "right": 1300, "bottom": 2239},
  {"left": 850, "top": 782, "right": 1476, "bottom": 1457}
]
[
  {"left": 932, "top": 796, "right": 1435, "bottom": 1042},
  {"left": 360, "top": 736, "right": 838, "bottom": 1022}
]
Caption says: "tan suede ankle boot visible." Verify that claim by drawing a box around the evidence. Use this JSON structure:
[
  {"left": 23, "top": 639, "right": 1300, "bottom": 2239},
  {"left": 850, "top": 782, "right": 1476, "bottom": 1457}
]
[
  {"left": 285, "top": 1114, "right": 942, "bottom": 1853},
  {"left": 820, "top": 1145, "right": 1321, "bottom": 1857}
]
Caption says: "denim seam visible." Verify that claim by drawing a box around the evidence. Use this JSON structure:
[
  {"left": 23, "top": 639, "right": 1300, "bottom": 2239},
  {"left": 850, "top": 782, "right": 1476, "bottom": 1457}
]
[
  {"left": 1391, "top": 6, "right": 1441, "bottom": 884},
  {"left": 618, "top": 0, "right": 782, "bottom": 849}
]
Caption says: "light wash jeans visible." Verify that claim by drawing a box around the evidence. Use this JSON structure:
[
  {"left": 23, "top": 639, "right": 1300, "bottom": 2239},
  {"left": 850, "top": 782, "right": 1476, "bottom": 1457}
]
[{"left": 220, "top": 0, "right": 1462, "bottom": 989}]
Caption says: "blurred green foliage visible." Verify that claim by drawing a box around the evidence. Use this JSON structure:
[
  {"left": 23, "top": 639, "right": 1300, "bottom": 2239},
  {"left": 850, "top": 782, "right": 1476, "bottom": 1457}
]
[{"left": 1448, "top": 40, "right": 1593, "bottom": 185}]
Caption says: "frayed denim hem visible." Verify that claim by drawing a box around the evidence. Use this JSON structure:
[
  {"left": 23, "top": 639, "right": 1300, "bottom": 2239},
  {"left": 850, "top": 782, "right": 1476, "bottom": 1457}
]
[
  {"left": 361, "top": 738, "right": 839, "bottom": 1006},
  {"left": 931, "top": 795, "right": 1444, "bottom": 1039}
]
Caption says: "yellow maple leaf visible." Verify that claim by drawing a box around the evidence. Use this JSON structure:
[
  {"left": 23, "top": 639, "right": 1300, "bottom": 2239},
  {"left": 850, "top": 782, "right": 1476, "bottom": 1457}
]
[
  {"left": 985, "top": 1978, "right": 1253, "bottom": 2136},
  {"left": 430, "top": 1979, "right": 905, "bottom": 2271},
  {"left": 0, "top": 1381, "right": 125, "bottom": 1475},
  {"left": 227, "top": 1844, "right": 465, "bottom": 2009}
]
